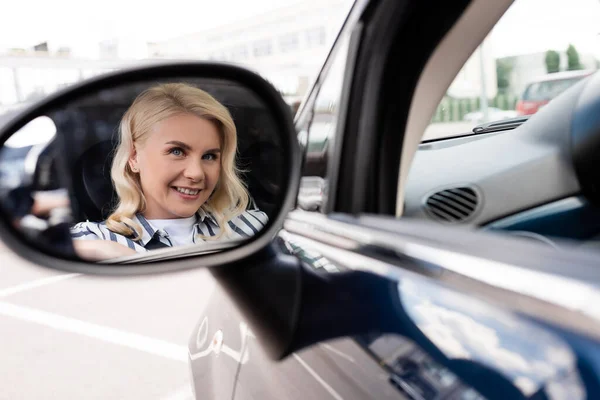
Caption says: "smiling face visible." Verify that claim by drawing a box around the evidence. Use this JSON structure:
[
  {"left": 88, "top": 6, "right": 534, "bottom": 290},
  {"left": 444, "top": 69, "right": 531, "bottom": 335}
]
[{"left": 129, "top": 113, "right": 222, "bottom": 219}]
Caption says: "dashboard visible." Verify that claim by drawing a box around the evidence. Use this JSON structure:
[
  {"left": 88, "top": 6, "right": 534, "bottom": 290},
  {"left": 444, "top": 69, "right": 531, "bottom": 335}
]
[{"left": 402, "top": 76, "right": 600, "bottom": 248}]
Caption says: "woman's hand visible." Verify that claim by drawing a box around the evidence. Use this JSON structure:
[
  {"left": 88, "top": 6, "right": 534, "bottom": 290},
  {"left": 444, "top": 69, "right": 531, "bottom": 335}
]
[{"left": 73, "top": 240, "right": 137, "bottom": 261}]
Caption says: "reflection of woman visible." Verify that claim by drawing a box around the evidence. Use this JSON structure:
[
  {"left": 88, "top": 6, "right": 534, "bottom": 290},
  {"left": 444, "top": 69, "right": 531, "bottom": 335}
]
[{"left": 71, "top": 83, "right": 268, "bottom": 261}]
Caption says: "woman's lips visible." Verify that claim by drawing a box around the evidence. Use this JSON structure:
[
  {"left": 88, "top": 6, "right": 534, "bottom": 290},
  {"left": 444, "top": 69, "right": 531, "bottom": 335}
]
[{"left": 172, "top": 187, "right": 202, "bottom": 200}]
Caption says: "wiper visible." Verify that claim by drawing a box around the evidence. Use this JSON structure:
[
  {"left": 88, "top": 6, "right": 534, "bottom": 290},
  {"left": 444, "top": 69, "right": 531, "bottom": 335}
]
[{"left": 472, "top": 115, "right": 530, "bottom": 134}]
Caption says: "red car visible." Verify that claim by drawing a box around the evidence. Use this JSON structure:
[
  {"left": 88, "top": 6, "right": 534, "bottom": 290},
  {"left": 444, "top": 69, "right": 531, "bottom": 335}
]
[{"left": 516, "top": 69, "right": 595, "bottom": 115}]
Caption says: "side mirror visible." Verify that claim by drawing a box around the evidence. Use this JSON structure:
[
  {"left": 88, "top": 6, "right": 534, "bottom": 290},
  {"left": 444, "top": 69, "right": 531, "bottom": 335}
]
[{"left": 0, "top": 62, "right": 301, "bottom": 274}]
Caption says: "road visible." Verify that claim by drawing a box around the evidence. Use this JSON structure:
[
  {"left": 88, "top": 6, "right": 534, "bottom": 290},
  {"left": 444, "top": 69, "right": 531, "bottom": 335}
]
[{"left": 0, "top": 242, "right": 212, "bottom": 400}]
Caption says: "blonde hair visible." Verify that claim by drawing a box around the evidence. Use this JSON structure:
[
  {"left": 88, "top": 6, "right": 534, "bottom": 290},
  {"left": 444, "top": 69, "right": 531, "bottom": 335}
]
[{"left": 106, "top": 82, "right": 249, "bottom": 240}]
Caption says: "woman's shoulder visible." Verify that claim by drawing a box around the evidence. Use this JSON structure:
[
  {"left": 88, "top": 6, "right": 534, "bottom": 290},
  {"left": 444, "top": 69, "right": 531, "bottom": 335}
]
[
  {"left": 71, "top": 220, "right": 148, "bottom": 254},
  {"left": 241, "top": 208, "right": 268, "bottom": 225},
  {"left": 70, "top": 220, "right": 113, "bottom": 240},
  {"left": 227, "top": 208, "right": 269, "bottom": 233}
]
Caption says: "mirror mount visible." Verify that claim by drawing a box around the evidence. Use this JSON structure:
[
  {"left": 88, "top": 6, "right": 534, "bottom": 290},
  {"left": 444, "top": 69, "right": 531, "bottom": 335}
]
[
  {"left": 213, "top": 243, "right": 304, "bottom": 359},
  {"left": 213, "top": 240, "right": 404, "bottom": 360}
]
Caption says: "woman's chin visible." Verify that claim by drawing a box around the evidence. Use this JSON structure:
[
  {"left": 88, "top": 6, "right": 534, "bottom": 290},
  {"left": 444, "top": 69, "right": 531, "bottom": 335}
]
[
  {"left": 167, "top": 202, "right": 207, "bottom": 219},
  {"left": 166, "top": 211, "right": 197, "bottom": 219}
]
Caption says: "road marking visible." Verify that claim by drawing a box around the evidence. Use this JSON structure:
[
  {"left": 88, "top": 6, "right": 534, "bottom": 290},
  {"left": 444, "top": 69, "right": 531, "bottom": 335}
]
[
  {"left": 0, "top": 301, "right": 188, "bottom": 362},
  {"left": 189, "top": 322, "right": 250, "bottom": 364},
  {"left": 321, "top": 343, "right": 356, "bottom": 363},
  {"left": 293, "top": 353, "right": 344, "bottom": 400},
  {"left": 0, "top": 273, "right": 80, "bottom": 298}
]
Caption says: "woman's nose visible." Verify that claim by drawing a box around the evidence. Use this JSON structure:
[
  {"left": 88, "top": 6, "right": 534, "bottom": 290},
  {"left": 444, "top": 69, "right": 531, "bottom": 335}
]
[{"left": 183, "top": 160, "right": 205, "bottom": 182}]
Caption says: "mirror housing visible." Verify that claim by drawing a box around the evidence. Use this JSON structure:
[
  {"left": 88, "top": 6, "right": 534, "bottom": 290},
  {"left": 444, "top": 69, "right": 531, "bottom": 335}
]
[{"left": 0, "top": 62, "right": 301, "bottom": 275}]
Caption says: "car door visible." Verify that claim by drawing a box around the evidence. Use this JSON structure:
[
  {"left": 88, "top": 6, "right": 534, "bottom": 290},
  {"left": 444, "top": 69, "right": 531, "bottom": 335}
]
[{"left": 222, "top": 0, "right": 600, "bottom": 399}]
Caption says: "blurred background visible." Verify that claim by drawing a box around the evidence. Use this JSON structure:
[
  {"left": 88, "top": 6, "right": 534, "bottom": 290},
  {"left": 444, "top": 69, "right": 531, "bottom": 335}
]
[
  {"left": 0, "top": 0, "right": 599, "bottom": 138},
  {"left": 0, "top": 0, "right": 353, "bottom": 116}
]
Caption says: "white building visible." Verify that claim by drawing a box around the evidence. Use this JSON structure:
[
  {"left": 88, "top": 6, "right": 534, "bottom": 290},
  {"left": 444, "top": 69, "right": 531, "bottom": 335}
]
[
  {"left": 152, "top": 0, "right": 353, "bottom": 96},
  {"left": 98, "top": 38, "right": 149, "bottom": 60},
  {"left": 0, "top": 54, "right": 159, "bottom": 105},
  {"left": 0, "top": 0, "right": 505, "bottom": 108}
]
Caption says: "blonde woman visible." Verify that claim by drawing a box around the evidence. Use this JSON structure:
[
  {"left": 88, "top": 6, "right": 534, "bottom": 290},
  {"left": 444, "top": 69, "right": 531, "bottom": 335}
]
[{"left": 71, "top": 83, "right": 268, "bottom": 261}]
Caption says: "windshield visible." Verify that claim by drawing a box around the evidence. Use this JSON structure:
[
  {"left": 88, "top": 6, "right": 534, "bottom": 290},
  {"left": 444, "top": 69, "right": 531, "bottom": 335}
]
[{"left": 423, "top": 0, "right": 600, "bottom": 142}]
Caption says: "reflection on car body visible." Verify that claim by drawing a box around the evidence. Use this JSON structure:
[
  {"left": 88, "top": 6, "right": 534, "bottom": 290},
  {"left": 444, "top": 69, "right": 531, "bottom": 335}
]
[{"left": 205, "top": 215, "right": 585, "bottom": 400}]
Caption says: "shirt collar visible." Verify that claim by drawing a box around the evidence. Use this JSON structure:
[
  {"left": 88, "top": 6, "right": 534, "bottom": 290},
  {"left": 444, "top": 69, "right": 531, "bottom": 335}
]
[
  {"left": 132, "top": 214, "right": 159, "bottom": 247},
  {"left": 133, "top": 210, "right": 218, "bottom": 246},
  {"left": 196, "top": 208, "right": 218, "bottom": 226}
]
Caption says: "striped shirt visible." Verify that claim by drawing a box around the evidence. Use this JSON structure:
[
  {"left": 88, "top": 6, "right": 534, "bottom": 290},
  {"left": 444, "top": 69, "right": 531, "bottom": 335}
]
[{"left": 70, "top": 208, "right": 269, "bottom": 253}]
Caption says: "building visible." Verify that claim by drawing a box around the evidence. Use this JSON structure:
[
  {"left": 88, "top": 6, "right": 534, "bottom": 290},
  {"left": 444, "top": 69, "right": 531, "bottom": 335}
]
[
  {"left": 0, "top": 1, "right": 509, "bottom": 109},
  {"left": 152, "top": 0, "right": 353, "bottom": 96},
  {"left": 98, "top": 38, "right": 151, "bottom": 60},
  {"left": 0, "top": 2, "right": 353, "bottom": 107},
  {"left": 0, "top": 1, "right": 501, "bottom": 108},
  {"left": 0, "top": 54, "right": 160, "bottom": 105}
]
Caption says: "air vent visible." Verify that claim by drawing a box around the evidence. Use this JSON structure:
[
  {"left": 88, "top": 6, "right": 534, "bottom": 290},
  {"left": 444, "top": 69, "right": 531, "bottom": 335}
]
[{"left": 424, "top": 187, "right": 479, "bottom": 223}]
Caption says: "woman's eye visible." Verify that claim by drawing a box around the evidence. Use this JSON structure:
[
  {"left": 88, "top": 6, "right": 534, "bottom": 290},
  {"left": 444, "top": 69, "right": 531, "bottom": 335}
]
[
  {"left": 169, "top": 148, "right": 185, "bottom": 157},
  {"left": 202, "top": 153, "right": 218, "bottom": 161}
]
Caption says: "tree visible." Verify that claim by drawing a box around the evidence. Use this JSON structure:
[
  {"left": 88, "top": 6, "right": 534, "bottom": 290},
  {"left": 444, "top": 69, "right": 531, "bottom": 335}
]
[
  {"left": 566, "top": 44, "right": 584, "bottom": 70},
  {"left": 545, "top": 50, "right": 560, "bottom": 73},
  {"left": 496, "top": 59, "right": 512, "bottom": 91}
]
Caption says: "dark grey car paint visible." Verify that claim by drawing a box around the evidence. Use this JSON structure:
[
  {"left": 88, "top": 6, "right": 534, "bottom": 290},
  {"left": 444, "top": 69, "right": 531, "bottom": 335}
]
[
  {"left": 188, "top": 210, "right": 600, "bottom": 399},
  {"left": 185, "top": 0, "right": 600, "bottom": 398}
]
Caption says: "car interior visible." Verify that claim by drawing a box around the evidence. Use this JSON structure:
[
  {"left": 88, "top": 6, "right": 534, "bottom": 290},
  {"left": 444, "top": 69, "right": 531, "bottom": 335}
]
[{"left": 402, "top": 73, "right": 600, "bottom": 250}]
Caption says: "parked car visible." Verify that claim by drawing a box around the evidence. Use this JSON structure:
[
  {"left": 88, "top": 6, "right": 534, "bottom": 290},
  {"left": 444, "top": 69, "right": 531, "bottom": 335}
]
[
  {"left": 516, "top": 69, "right": 595, "bottom": 116},
  {"left": 1, "top": 0, "right": 600, "bottom": 400}
]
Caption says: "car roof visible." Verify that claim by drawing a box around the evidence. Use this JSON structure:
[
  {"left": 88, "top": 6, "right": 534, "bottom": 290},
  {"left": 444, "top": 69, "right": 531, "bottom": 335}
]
[{"left": 528, "top": 69, "right": 595, "bottom": 84}]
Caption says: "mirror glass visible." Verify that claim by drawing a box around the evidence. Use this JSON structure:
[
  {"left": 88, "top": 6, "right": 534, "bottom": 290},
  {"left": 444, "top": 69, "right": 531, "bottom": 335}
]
[{"left": 0, "top": 77, "right": 288, "bottom": 263}]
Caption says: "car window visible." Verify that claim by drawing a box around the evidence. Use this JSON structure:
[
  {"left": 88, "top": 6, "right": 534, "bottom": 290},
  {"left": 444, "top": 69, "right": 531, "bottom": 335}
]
[
  {"left": 423, "top": 0, "right": 600, "bottom": 142},
  {"left": 307, "top": 37, "right": 349, "bottom": 161},
  {"left": 401, "top": 0, "right": 600, "bottom": 251},
  {"left": 298, "top": 31, "right": 351, "bottom": 211}
]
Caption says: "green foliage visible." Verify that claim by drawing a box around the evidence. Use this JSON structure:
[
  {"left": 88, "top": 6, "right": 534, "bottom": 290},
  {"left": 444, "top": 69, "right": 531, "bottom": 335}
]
[
  {"left": 496, "top": 59, "right": 512, "bottom": 90},
  {"left": 545, "top": 50, "right": 560, "bottom": 73},
  {"left": 566, "top": 44, "right": 584, "bottom": 71}
]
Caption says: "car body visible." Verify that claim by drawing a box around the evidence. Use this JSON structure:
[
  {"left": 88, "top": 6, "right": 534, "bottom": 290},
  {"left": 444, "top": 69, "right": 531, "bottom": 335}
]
[
  {"left": 516, "top": 69, "right": 595, "bottom": 116},
  {"left": 182, "top": 0, "right": 600, "bottom": 399}
]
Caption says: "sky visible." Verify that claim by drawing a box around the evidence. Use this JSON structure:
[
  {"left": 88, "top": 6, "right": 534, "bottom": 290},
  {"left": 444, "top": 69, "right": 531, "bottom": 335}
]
[
  {"left": 490, "top": 0, "right": 600, "bottom": 59},
  {"left": 0, "top": 0, "right": 599, "bottom": 59},
  {"left": 0, "top": 0, "right": 308, "bottom": 54}
]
